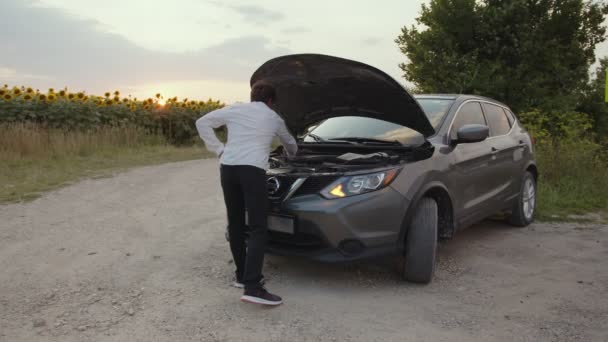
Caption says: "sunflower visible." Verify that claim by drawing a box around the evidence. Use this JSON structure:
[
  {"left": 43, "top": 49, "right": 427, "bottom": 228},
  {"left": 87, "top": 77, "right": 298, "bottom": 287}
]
[
  {"left": 68, "top": 93, "right": 75, "bottom": 100},
  {"left": 155, "top": 93, "right": 161, "bottom": 99},
  {"left": 114, "top": 90, "right": 120, "bottom": 96},
  {"left": 3, "top": 94, "right": 12, "bottom": 100},
  {"left": 26, "top": 87, "right": 34, "bottom": 93},
  {"left": 96, "top": 100, "right": 102, "bottom": 105},
  {"left": 47, "top": 94, "right": 56, "bottom": 101},
  {"left": 77, "top": 92, "right": 85, "bottom": 99},
  {"left": 0, "top": 89, "right": 5, "bottom": 96},
  {"left": 48, "top": 88, "right": 54, "bottom": 93},
  {"left": 23, "top": 94, "right": 33, "bottom": 100},
  {"left": 105, "top": 92, "right": 111, "bottom": 98},
  {"left": 13, "top": 88, "right": 22, "bottom": 95},
  {"left": 58, "top": 90, "right": 66, "bottom": 97},
  {"left": 39, "top": 94, "right": 47, "bottom": 101},
  {"left": 122, "top": 98, "right": 129, "bottom": 103}
]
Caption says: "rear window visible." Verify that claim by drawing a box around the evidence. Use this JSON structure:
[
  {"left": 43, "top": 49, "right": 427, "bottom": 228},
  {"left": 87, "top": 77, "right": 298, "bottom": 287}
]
[{"left": 483, "top": 103, "right": 511, "bottom": 136}]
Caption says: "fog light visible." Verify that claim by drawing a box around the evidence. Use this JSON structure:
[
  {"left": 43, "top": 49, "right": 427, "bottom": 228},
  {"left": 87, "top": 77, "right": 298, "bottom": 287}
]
[{"left": 338, "top": 239, "right": 364, "bottom": 256}]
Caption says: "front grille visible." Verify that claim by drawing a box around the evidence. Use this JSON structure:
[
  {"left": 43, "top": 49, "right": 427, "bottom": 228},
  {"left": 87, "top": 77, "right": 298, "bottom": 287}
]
[
  {"left": 267, "top": 175, "right": 298, "bottom": 203},
  {"left": 267, "top": 174, "right": 340, "bottom": 201},
  {"left": 294, "top": 176, "right": 339, "bottom": 196}
]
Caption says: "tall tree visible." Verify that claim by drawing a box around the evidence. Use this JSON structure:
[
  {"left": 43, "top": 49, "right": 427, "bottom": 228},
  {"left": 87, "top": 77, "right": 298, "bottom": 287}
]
[
  {"left": 578, "top": 57, "right": 608, "bottom": 138},
  {"left": 396, "top": 0, "right": 608, "bottom": 112}
]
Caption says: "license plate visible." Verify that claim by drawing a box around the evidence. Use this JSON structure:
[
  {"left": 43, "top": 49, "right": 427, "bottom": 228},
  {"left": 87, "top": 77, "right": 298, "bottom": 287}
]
[
  {"left": 267, "top": 215, "right": 294, "bottom": 234},
  {"left": 245, "top": 212, "right": 295, "bottom": 234}
]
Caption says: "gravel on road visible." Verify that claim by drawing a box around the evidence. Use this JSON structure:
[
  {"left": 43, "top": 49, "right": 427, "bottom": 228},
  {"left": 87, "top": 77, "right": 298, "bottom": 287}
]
[{"left": 1, "top": 159, "right": 607, "bottom": 342}]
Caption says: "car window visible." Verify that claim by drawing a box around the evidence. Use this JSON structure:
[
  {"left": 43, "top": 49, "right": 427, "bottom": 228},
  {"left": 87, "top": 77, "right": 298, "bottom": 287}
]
[
  {"left": 483, "top": 104, "right": 511, "bottom": 136},
  {"left": 416, "top": 99, "right": 454, "bottom": 130},
  {"left": 505, "top": 109, "right": 516, "bottom": 126},
  {"left": 450, "top": 102, "right": 486, "bottom": 140}
]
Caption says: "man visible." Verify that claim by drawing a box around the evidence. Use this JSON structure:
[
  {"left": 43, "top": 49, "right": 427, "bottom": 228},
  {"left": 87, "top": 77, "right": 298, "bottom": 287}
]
[{"left": 195, "top": 81, "right": 297, "bottom": 306}]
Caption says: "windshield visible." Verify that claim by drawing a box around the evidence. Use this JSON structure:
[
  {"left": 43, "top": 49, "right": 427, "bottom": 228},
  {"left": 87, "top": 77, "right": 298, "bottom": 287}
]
[{"left": 302, "top": 99, "right": 453, "bottom": 145}]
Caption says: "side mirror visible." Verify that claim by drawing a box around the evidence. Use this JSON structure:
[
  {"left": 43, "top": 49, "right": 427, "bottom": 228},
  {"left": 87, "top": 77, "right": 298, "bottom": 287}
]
[{"left": 456, "top": 124, "right": 489, "bottom": 143}]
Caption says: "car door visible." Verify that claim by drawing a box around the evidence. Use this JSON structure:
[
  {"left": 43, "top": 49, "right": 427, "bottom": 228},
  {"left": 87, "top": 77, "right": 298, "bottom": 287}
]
[
  {"left": 481, "top": 103, "right": 521, "bottom": 206},
  {"left": 504, "top": 108, "right": 532, "bottom": 193},
  {"left": 445, "top": 101, "right": 495, "bottom": 226}
]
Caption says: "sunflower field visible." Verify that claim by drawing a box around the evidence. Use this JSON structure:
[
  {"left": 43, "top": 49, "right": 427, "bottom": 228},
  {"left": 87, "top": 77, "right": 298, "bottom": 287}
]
[{"left": 0, "top": 84, "right": 224, "bottom": 145}]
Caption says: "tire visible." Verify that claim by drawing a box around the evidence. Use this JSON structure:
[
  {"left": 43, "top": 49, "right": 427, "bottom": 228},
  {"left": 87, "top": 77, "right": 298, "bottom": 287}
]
[
  {"left": 400, "top": 197, "right": 438, "bottom": 284},
  {"left": 508, "top": 171, "right": 536, "bottom": 227}
]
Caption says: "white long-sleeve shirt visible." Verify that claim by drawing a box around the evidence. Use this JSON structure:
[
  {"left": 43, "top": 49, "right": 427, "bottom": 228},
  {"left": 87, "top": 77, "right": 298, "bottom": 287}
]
[{"left": 195, "top": 101, "right": 298, "bottom": 170}]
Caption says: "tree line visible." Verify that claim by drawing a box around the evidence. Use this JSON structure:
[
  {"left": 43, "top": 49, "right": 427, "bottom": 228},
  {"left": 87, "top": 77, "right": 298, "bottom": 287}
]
[{"left": 396, "top": 0, "right": 608, "bottom": 142}]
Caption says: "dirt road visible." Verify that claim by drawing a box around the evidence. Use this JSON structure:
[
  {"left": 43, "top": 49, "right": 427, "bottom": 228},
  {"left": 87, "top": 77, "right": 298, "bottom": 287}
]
[{"left": 1, "top": 159, "right": 607, "bottom": 342}]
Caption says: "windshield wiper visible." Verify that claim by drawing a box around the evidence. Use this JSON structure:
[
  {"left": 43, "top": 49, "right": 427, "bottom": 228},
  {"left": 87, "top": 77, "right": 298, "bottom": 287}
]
[
  {"left": 301, "top": 134, "right": 363, "bottom": 145},
  {"left": 326, "top": 137, "right": 403, "bottom": 146},
  {"left": 303, "top": 133, "right": 326, "bottom": 142}
]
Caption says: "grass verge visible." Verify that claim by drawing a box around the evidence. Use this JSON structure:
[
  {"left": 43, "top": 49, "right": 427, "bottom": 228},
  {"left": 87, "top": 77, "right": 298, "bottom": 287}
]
[
  {"left": 0, "top": 124, "right": 211, "bottom": 203},
  {"left": 535, "top": 141, "right": 607, "bottom": 222}
]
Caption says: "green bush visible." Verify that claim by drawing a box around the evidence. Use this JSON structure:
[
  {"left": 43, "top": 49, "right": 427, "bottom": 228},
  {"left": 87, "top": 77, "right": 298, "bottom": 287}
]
[
  {"left": 518, "top": 109, "right": 595, "bottom": 144},
  {"left": 518, "top": 109, "right": 607, "bottom": 219}
]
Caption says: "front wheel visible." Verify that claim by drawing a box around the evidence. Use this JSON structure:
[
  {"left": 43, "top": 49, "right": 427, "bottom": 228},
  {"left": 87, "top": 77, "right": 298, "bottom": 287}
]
[
  {"left": 508, "top": 171, "right": 536, "bottom": 227},
  {"left": 400, "top": 197, "right": 438, "bottom": 284}
]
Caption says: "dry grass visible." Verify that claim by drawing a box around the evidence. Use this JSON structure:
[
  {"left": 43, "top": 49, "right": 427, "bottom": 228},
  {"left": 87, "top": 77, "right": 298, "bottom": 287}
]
[
  {"left": 0, "top": 124, "right": 210, "bottom": 203},
  {"left": 0, "top": 124, "right": 166, "bottom": 159}
]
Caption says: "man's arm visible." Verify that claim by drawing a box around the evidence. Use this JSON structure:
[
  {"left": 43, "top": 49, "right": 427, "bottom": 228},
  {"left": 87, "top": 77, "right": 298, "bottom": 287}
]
[
  {"left": 195, "top": 107, "right": 230, "bottom": 157},
  {"left": 276, "top": 119, "right": 298, "bottom": 157}
]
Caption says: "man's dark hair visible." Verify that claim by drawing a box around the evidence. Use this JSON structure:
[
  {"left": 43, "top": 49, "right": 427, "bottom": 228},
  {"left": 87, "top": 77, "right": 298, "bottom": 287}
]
[{"left": 250, "top": 81, "right": 276, "bottom": 104}]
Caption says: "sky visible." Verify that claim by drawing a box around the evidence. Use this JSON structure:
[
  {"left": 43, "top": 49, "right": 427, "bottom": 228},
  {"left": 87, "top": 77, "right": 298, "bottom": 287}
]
[
  {"left": 0, "top": 0, "right": 426, "bottom": 102},
  {"left": 1, "top": 0, "right": 607, "bottom": 103}
]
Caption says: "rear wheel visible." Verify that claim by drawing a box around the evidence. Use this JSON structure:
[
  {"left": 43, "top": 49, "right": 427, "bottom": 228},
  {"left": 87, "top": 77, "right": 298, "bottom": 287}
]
[
  {"left": 508, "top": 171, "right": 536, "bottom": 227},
  {"left": 400, "top": 197, "right": 438, "bottom": 284}
]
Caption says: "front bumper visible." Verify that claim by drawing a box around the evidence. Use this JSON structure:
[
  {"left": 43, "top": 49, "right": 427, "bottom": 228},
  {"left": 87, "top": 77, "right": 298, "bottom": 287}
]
[{"left": 266, "top": 186, "right": 409, "bottom": 262}]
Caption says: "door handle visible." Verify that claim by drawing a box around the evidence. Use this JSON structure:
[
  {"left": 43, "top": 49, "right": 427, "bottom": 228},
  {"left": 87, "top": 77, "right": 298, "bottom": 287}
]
[
  {"left": 518, "top": 141, "right": 527, "bottom": 149},
  {"left": 491, "top": 147, "right": 500, "bottom": 155}
]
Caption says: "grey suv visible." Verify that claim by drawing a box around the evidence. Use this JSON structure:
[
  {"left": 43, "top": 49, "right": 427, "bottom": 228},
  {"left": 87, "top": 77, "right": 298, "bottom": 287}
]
[{"left": 250, "top": 54, "right": 537, "bottom": 283}]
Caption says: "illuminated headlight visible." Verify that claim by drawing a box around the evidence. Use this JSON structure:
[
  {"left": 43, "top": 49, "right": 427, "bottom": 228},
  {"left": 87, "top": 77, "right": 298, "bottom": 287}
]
[{"left": 321, "top": 169, "right": 401, "bottom": 199}]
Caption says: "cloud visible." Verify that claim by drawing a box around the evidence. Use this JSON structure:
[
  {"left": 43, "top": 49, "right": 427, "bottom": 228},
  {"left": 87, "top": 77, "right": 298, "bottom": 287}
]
[
  {"left": 231, "top": 5, "right": 284, "bottom": 24},
  {"left": 0, "top": 0, "right": 289, "bottom": 93},
  {"left": 362, "top": 37, "right": 383, "bottom": 46},
  {"left": 281, "top": 26, "right": 310, "bottom": 34},
  {"left": 207, "top": 1, "right": 284, "bottom": 26}
]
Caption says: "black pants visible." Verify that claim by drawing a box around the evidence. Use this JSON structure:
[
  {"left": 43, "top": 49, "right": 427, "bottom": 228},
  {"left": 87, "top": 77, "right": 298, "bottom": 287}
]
[{"left": 220, "top": 164, "right": 267, "bottom": 290}]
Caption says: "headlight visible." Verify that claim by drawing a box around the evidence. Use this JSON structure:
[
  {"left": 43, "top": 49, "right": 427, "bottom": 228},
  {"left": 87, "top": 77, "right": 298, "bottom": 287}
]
[{"left": 321, "top": 169, "right": 401, "bottom": 199}]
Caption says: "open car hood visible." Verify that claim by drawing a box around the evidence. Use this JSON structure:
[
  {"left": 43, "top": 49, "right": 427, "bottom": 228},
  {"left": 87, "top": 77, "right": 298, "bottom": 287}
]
[{"left": 250, "top": 54, "right": 435, "bottom": 137}]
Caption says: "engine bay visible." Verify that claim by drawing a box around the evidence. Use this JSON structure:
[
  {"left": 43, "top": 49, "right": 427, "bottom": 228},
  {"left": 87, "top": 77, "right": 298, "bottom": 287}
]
[{"left": 268, "top": 142, "right": 434, "bottom": 175}]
